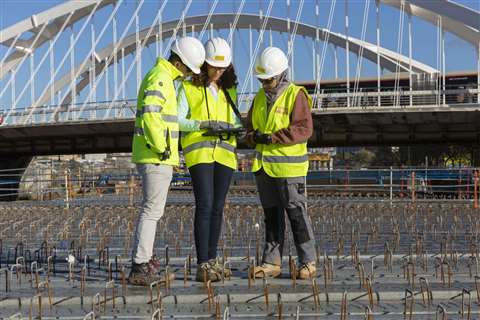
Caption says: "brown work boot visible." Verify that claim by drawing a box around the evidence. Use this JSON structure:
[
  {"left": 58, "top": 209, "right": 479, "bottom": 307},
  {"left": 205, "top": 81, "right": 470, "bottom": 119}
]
[
  {"left": 148, "top": 256, "right": 176, "bottom": 282},
  {"left": 128, "top": 262, "right": 172, "bottom": 286},
  {"left": 250, "top": 263, "right": 281, "bottom": 278},
  {"left": 297, "top": 262, "right": 316, "bottom": 280},
  {"left": 148, "top": 255, "right": 162, "bottom": 272},
  {"left": 209, "top": 259, "right": 232, "bottom": 278},
  {"left": 195, "top": 262, "right": 221, "bottom": 282}
]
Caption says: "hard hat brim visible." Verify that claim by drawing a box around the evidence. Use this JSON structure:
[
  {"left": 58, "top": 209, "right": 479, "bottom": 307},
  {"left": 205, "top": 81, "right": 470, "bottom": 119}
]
[
  {"left": 255, "top": 73, "right": 274, "bottom": 80},
  {"left": 189, "top": 65, "right": 201, "bottom": 74},
  {"left": 254, "top": 65, "right": 288, "bottom": 80},
  {"left": 172, "top": 47, "right": 202, "bottom": 74},
  {"left": 205, "top": 59, "right": 231, "bottom": 68}
]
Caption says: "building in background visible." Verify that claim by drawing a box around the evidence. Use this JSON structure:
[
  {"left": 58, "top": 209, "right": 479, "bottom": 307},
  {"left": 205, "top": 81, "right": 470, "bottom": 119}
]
[{"left": 309, "top": 148, "right": 336, "bottom": 171}]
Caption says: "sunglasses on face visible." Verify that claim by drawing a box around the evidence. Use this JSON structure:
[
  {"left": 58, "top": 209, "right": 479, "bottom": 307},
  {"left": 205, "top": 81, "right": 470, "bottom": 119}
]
[
  {"left": 259, "top": 77, "right": 275, "bottom": 84},
  {"left": 210, "top": 65, "right": 227, "bottom": 72}
]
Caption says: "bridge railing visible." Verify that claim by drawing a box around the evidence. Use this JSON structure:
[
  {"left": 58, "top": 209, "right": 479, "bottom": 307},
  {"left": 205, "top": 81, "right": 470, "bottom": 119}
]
[
  {"left": 313, "top": 85, "right": 479, "bottom": 110},
  {"left": 1, "top": 100, "right": 137, "bottom": 126},
  {"left": 0, "top": 87, "right": 479, "bottom": 127}
]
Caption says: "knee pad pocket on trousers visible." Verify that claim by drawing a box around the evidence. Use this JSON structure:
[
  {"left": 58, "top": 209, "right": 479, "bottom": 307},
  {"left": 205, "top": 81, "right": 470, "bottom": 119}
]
[
  {"left": 287, "top": 208, "right": 311, "bottom": 244},
  {"left": 264, "top": 207, "right": 283, "bottom": 243}
]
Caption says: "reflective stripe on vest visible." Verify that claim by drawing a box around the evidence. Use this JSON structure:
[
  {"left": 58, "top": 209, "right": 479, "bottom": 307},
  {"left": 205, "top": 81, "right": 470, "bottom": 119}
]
[
  {"left": 135, "top": 111, "right": 177, "bottom": 123},
  {"left": 162, "top": 114, "right": 178, "bottom": 123},
  {"left": 136, "top": 105, "right": 163, "bottom": 117},
  {"left": 144, "top": 90, "right": 166, "bottom": 100},
  {"left": 251, "top": 83, "right": 312, "bottom": 178},
  {"left": 184, "top": 140, "right": 236, "bottom": 154},
  {"left": 254, "top": 152, "right": 308, "bottom": 163},
  {"left": 135, "top": 127, "right": 179, "bottom": 139},
  {"left": 180, "top": 81, "right": 238, "bottom": 170},
  {"left": 165, "top": 129, "right": 179, "bottom": 139}
]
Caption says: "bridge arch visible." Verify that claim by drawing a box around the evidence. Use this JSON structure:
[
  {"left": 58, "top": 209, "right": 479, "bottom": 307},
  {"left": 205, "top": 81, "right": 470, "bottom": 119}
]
[
  {"left": 0, "top": 0, "right": 116, "bottom": 79},
  {"left": 381, "top": 0, "right": 479, "bottom": 46},
  {"left": 2, "top": 0, "right": 477, "bottom": 81},
  {"left": 36, "top": 13, "right": 438, "bottom": 107}
]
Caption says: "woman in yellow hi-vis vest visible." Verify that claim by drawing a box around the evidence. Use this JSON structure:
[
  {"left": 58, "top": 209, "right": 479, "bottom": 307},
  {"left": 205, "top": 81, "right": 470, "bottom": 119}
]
[
  {"left": 178, "top": 38, "right": 242, "bottom": 282},
  {"left": 246, "top": 47, "right": 317, "bottom": 280}
]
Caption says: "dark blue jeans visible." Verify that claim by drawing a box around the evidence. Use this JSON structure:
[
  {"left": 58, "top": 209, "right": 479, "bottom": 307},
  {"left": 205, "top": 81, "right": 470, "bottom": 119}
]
[{"left": 189, "top": 162, "right": 233, "bottom": 264}]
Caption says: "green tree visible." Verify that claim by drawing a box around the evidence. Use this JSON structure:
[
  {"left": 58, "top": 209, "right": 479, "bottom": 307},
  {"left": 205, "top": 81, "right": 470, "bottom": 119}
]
[{"left": 352, "top": 148, "right": 375, "bottom": 168}]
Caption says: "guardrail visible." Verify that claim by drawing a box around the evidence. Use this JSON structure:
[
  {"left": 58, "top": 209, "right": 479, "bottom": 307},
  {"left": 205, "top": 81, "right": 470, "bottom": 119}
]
[
  {"left": 1, "top": 87, "right": 479, "bottom": 127},
  {"left": 314, "top": 87, "right": 479, "bottom": 109}
]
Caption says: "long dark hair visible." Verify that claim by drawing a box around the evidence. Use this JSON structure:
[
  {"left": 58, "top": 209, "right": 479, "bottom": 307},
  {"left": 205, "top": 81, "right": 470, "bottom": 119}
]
[{"left": 191, "top": 63, "right": 238, "bottom": 89}]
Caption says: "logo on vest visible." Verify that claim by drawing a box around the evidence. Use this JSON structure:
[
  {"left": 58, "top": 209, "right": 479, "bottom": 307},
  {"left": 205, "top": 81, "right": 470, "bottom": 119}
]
[{"left": 275, "top": 106, "right": 289, "bottom": 115}]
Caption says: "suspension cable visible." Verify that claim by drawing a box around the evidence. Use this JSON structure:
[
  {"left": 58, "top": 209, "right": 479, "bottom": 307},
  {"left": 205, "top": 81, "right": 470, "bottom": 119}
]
[
  {"left": 46, "top": 0, "right": 126, "bottom": 124},
  {"left": 78, "top": 0, "right": 156, "bottom": 120},
  {"left": 105, "top": 0, "right": 191, "bottom": 119},
  {"left": 287, "top": 0, "right": 305, "bottom": 59},
  {"left": 238, "top": 0, "right": 275, "bottom": 108},
  {"left": 11, "top": 12, "right": 75, "bottom": 114},
  {"left": 436, "top": 15, "right": 441, "bottom": 106},
  {"left": 0, "top": 33, "right": 23, "bottom": 80},
  {"left": 162, "top": 0, "right": 193, "bottom": 57},
  {"left": 393, "top": 0, "right": 405, "bottom": 107},
  {"left": 312, "top": 0, "right": 336, "bottom": 108},
  {"left": 352, "top": 0, "right": 371, "bottom": 107},
  {"left": 198, "top": 0, "right": 219, "bottom": 41},
  {"left": 287, "top": 0, "right": 304, "bottom": 81},
  {"left": 20, "top": 1, "right": 104, "bottom": 124},
  {"left": 104, "top": 0, "right": 172, "bottom": 120},
  {"left": 1, "top": 21, "right": 51, "bottom": 121},
  {"left": 227, "top": 0, "right": 246, "bottom": 45}
]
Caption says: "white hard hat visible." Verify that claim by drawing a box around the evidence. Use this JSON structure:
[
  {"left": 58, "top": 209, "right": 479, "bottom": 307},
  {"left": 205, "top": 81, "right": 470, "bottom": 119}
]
[
  {"left": 205, "top": 37, "right": 232, "bottom": 68},
  {"left": 254, "top": 47, "right": 288, "bottom": 79},
  {"left": 171, "top": 36, "right": 205, "bottom": 74}
]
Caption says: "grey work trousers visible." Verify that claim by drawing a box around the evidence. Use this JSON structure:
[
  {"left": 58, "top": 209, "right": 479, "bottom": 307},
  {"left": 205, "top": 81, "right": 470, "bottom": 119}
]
[
  {"left": 132, "top": 163, "right": 173, "bottom": 264},
  {"left": 255, "top": 169, "right": 316, "bottom": 265}
]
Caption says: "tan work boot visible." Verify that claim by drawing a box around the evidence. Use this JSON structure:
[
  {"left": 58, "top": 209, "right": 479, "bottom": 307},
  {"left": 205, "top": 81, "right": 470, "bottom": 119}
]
[
  {"left": 209, "top": 259, "right": 232, "bottom": 278},
  {"left": 195, "top": 262, "right": 221, "bottom": 282},
  {"left": 250, "top": 263, "right": 281, "bottom": 278},
  {"left": 297, "top": 262, "right": 316, "bottom": 280}
]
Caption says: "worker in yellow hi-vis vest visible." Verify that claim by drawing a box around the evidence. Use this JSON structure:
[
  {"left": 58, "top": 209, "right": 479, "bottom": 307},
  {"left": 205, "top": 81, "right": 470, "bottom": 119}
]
[
  {"left": 129, "top": 37, "right": 205, "bottom": 286},
  {"left": 246, "top": 47, "right": 317, "bottom": 280},
  {"left": 178, "top": 38, "right": 242, "bottom": 282}
]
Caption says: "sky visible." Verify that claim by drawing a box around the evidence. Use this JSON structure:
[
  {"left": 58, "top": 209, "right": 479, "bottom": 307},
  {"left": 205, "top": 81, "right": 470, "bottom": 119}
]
[{"left": 0, "top": 0, "right": 479, "bottom": 111}]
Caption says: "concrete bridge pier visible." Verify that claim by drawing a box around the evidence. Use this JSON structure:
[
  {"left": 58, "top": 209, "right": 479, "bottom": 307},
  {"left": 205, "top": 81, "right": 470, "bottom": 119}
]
[{"left": 0, "top": 156, "right": 32, "bottom": 201}]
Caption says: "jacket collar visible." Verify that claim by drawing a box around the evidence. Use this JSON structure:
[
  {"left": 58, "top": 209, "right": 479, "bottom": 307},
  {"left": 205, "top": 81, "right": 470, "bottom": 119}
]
[{"left": 157, "top": 58, "right": 184, "bottom": 80}]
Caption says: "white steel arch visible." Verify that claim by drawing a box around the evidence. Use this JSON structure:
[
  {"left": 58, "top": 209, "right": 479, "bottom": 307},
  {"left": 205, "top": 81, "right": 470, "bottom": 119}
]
[
  {"left": 36, "top": 13, "right": 438, "bottom": 107},
  {"left": 0, "top": 0, "right": 116, "bottom": 79},
  {"left": 2, "top": 0, "right": 476, "bottom": 83},
  {"left": 381, "top": 0, "right": 479, "bottom": 46}
]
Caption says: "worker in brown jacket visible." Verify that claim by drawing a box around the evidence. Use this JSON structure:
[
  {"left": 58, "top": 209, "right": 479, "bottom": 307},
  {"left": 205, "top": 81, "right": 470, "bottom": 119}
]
[{"left": 245, "top": 47, "right": 316, "bottom": 279}]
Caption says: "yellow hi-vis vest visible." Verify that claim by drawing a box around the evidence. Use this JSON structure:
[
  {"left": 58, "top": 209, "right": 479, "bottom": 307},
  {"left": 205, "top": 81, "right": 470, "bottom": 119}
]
[
  {"left": 180, "top": 81, "right": 238, "bottom": 170},
  {"left": 251, "top": 83, "right": 312, "bottom": 178},
  {"left": 132, "top": 58, "right": 181, "bottom": 166}
]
